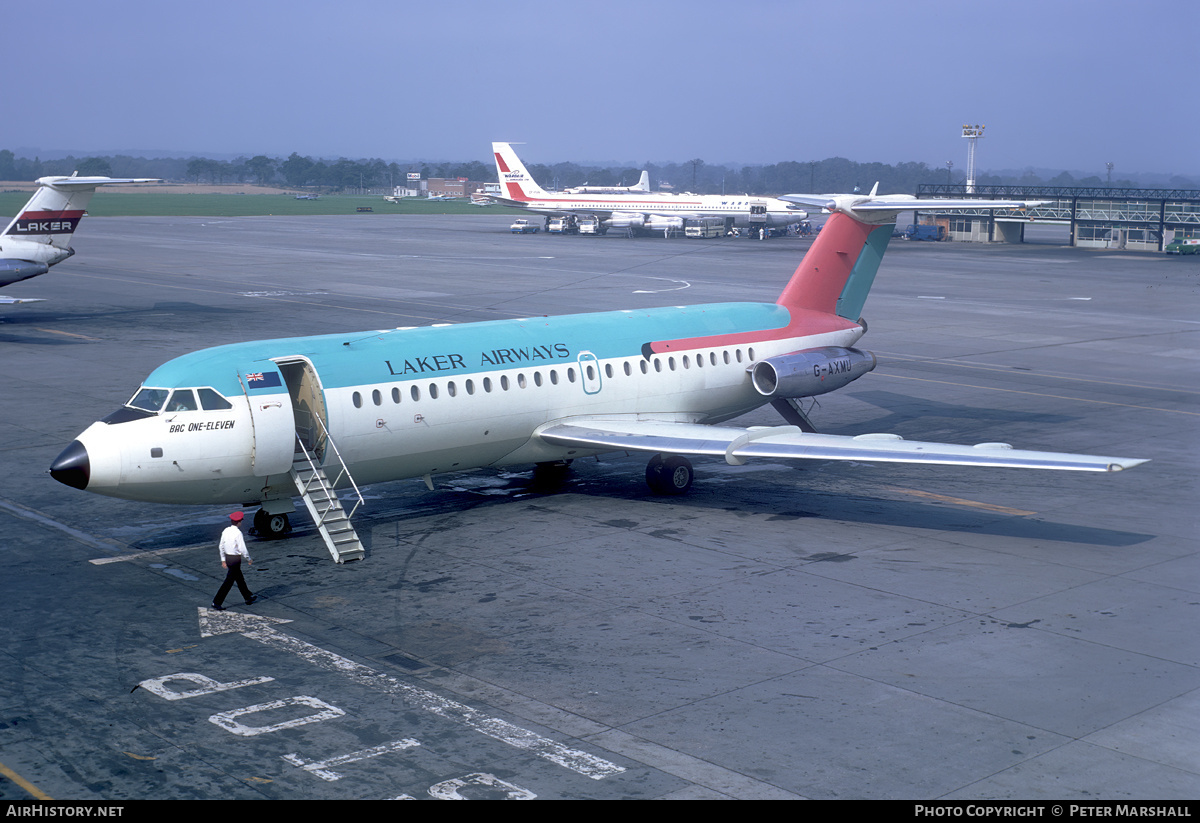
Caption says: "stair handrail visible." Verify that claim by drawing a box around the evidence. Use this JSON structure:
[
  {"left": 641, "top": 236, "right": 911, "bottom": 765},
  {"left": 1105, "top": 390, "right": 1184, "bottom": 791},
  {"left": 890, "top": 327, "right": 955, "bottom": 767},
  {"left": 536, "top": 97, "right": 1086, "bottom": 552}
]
[
  {"left": 309, "top": 414, "right": 364, "bottom": 520},
  {"left": 293, "top": 436, "right": 340, "bottom": 526}
]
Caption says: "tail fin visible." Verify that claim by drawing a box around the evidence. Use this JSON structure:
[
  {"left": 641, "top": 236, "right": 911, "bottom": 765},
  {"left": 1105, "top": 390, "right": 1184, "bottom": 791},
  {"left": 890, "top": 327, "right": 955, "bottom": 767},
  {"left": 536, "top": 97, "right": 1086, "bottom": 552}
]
[
  {"left": 492, "top": 143, "right": 549, "bottom": 201},
  {"left": 775, "top": 186, "right": 1046, "bottom": 322},
  {"left": 633, "top": 170, "right": 650, "bottom": 192},
  {"left": 776, "top": 210, "right": 893, "bottom": 322},
  {"left": 2, "top": 175, "right": 158, "bottom": 251}
]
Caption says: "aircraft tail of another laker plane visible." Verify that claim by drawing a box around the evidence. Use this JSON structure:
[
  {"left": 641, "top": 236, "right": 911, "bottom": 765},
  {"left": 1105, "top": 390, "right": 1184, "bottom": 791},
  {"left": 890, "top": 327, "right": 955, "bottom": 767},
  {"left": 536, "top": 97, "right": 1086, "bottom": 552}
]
[
  {"left": 0, "top": 174, "right": 159, "bottom": 301},
  {"left": 2, "top": 174, "right": 156, "bottom": 249}
]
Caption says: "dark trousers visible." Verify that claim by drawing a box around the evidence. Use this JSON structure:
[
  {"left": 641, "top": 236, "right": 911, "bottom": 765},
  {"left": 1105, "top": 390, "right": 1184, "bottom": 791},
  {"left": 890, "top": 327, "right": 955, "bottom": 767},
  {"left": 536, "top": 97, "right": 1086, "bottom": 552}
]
[{"left": 214, "top": 557, "right": 252, "bottom": 606}]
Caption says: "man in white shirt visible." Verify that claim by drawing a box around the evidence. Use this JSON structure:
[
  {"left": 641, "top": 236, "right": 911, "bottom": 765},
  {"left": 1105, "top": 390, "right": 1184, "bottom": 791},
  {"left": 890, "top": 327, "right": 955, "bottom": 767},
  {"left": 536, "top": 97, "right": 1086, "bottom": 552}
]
[{"left": 211, "top": 511, "right": 256, "bottom": 610}]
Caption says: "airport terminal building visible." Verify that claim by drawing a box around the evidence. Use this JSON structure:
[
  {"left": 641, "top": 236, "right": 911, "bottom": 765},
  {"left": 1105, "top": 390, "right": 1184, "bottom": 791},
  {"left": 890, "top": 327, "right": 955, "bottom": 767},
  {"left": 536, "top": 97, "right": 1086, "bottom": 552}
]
[{"left": 914, "top": 183, "right": 1200, "bottom": 251}]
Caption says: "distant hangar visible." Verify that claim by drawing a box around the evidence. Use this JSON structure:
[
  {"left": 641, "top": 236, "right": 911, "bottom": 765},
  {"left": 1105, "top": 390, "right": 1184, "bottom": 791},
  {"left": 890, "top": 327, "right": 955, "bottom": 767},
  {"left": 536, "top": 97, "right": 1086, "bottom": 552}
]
[{"left": 914, "top": 183, "right": 1200, "bottom": 252}]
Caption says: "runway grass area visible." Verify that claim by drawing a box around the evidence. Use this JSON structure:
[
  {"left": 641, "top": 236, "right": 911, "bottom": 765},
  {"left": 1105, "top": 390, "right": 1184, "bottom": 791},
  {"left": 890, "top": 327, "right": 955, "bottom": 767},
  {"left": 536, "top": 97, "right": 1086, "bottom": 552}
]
[{"left": 0, "top": 191, "right": 522, "bottom": 218}]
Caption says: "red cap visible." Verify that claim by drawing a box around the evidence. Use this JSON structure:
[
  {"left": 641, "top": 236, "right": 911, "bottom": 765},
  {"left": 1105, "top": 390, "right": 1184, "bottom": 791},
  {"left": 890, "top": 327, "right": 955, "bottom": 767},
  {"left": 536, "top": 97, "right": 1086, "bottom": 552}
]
[{"left": 229, "top": 511, "right": 244, "bottom": 522}]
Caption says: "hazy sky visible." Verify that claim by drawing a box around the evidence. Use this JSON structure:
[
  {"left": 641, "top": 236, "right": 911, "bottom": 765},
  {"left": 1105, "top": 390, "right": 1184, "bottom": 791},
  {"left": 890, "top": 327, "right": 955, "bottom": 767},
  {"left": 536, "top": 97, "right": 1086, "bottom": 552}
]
[{"left": 5, "top": 0, "right": 1196, "bottom": 176}]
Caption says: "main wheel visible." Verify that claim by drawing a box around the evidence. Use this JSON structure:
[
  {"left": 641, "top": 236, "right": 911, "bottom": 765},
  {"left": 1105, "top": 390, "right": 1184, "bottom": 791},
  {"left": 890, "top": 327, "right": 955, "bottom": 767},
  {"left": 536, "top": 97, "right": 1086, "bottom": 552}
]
[
  {"left": 531, "top": 459, "right": 573, "bottom": 488},
  {"left": 254, "top": 509, "right": 291, "bottom": 539},
  {"left": 646, "top": 455, "right": 694, "bottom": 496}
]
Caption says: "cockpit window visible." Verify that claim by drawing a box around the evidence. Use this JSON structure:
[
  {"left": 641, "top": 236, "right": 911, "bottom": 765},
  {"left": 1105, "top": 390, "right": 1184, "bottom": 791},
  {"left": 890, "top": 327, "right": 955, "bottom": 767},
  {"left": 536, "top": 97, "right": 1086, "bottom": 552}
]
[
  {"left": 167, "top": 390, "right": 198, "bottom": 412},
  {"left": 198, "top": 388, "right": 233, "bottom": 411},
  {"left": 128, "top": 388, "right": 169, "bottom": 412}
]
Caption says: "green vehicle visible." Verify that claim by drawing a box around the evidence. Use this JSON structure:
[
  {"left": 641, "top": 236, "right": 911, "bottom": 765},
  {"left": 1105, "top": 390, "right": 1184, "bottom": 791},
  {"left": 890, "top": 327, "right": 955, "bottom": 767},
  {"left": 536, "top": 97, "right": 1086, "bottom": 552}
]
[{"left": 1165, "top": 237, "right": 1200, "bottom": 254}]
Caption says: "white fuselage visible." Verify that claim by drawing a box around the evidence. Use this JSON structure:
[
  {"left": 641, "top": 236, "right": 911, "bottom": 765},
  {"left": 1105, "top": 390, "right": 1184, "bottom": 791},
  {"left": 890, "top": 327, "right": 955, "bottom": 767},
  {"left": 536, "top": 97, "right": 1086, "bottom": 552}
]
[
  {"left": 68, "top": 316, "right": 862, "bottom": 506},
  {"left": 512, "top": 192, "right": 806, "bottom": 230}
]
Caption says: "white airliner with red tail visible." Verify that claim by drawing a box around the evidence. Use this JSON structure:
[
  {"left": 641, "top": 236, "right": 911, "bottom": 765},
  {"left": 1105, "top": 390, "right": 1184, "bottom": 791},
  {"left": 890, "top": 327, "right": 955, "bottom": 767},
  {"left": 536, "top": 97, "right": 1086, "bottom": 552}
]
[
  {"left": 492, "top": 142, "right": 807, "bottom": 238},
  {"left": 0, "top": 174, "right": 159, "bottom": 303},
  {"left": 50, "top": 189, "right": 1146, "bottom": 562}
]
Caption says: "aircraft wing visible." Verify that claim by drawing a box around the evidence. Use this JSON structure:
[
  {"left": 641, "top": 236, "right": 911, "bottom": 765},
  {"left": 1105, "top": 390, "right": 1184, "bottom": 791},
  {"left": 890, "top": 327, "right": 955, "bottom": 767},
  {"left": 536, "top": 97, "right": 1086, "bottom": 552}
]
[
  {"left": 0, "top": 295, "right": 46, "bottom": 304},
  {"left": 781, "top": 192, "right": 1050, "bottom": 211},
  {"left": 535, "top": 417, "right": 1146, "bottom": 472}
]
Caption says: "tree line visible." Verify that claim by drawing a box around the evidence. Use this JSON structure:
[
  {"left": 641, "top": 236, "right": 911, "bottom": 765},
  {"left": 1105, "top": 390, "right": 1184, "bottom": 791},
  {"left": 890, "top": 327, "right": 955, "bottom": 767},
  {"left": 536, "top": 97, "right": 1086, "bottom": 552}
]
[{"left": 2, "top": 148, "right": 1188, "bottom": 193}]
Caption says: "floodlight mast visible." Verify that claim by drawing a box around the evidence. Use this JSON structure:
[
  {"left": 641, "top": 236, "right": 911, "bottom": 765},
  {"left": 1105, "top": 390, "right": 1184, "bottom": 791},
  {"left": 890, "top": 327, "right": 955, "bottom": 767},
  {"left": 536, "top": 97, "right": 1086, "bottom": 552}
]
[{"left": 962, "top": 124, "right": 985, "bottom": 193}]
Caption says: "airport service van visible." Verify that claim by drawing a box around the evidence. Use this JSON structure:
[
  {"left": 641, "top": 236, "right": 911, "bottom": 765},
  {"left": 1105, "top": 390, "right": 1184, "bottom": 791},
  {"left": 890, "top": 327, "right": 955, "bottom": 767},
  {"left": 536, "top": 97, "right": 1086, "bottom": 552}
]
[
  {"left": 510, "top": 219, "right": 539, "bottom": 234},
  {"left": 1166, "top": 237, "right": 1200, "bottom": 254}
]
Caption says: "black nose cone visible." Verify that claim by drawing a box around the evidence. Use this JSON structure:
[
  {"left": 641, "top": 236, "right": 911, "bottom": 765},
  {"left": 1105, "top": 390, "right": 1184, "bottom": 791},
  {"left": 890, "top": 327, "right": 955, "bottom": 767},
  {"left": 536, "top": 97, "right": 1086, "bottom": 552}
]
[{"left": 50, "top": 440, "right": 90, "bottom": 490}]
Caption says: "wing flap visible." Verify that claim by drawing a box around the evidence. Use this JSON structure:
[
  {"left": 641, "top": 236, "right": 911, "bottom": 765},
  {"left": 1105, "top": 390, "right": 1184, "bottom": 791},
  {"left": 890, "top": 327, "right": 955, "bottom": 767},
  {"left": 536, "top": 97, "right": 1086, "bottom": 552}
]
[{"left": 536, "top": 417, "right": 1147, "bottom": 473}]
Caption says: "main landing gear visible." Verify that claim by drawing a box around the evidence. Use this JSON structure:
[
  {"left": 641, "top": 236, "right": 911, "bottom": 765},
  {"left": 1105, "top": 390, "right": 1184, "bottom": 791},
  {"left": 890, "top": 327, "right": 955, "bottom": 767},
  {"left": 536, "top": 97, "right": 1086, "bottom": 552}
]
[
  {"left": 253, "top": 508, "right": 292, "bottom": 539},
  {"left": 645, "top": 454, "right": 694, "bottom": 496}
]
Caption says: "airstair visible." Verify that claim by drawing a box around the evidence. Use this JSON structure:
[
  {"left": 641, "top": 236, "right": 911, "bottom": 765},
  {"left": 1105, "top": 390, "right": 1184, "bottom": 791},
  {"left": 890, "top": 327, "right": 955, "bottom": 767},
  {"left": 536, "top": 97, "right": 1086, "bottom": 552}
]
[{"left": 289, "top": 422, "right": 365, "bottom": 563}]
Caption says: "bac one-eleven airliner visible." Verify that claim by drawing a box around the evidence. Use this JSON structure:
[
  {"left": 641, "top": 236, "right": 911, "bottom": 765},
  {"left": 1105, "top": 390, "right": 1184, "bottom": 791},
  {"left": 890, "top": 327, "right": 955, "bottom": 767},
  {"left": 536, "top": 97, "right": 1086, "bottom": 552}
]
[{"left": 50, "top": 189, "right": 1147, "bottom": 562}]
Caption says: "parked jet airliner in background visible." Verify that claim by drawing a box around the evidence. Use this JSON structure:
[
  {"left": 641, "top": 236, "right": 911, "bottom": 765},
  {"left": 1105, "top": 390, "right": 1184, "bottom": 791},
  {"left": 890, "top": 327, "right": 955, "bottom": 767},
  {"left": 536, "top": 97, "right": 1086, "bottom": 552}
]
[
  {"left": 565, "top": 170, "right": 651, "bottom": 195},
  {"left": 50, "top": 188, "right": 1146, "bottom": 562},
  {"left": 0, "top": 174, "right": 159, "bottom": 303},
  {"left": 491, "top": 142, "right": 807, "bottom": 238}
]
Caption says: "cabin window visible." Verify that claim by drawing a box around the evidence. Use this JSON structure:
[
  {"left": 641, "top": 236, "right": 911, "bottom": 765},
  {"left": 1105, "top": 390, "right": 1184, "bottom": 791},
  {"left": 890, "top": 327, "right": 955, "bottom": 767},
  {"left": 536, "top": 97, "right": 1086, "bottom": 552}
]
[
  {"left": 447, "top": 381, "right": 457, "bottom": 397},
  {"left": 533, "top": 372, "right": 543, "bottom": 387},
  {"left": 748, "top": 347, "right": 756, "bottom": 361},
  {"left": 516, "top": 373, "right": 526, "bottom": 389},
  {"left": 682, "top": 356, "right": 690, "bottom": 369},
  {"left": 500, "top": 375, "right": 510, "bottom": 390},
  {"left": 585, "top": 365, "right": 595, "bottom": 381},
  {"left": 392, "top": 387, "right": 401, "bottom": 404},
  {"left": 353, "top": 392, "right": 363, "bottom": 409},
  {"left": 550, "top": 370, "right": 559, "bottom": 385},
  {"left": 696, "top": 354, "right": 704, "bottom": 369},
  {"left": 429, "top": 383, "right": 439, "bottom": 399},
  {"left": 129, "top": 388, "right": 169, "bottom": 412},
  {"left": 723, "top": 351, "right": 731, "bottom": 364},
  {"left": 735, "top": 349, "right": 743, "bottom": 363},
  {"left": 465, "top": 379, "right": 475, "bottom": 395},
  {"left": 198, "top": 388, "right": 233, "bottom": 411},
  {"left": 640, "top": 360, "right": 648, "bottom": 374},
  {"left": 372, "top": 389, "right": 382, "bottom": 406},
  {"left": 411, "top": 386, "right": 421, "bottom": 401},
  {"left": 483, "top": 377, "right": 493, "bottom": 392},
  {"left": 623, "top": 362, "right": 631, "bottom": 376},
  {"left": 167, "top": 390, "right": 198, "bottom": 412},
  {"left": 668, "top": 357, "right": 676, "bottom": 371},
  {"left": 710, "top": 352, "right": 717, "bottom": 366},
  {"left": 654, "top": 359, "right": 662, "bottom": 373},
  {"left": 604, "top": 363, "right": 613, "bottom": 378},
  {"left": 567, "top": 368, "right": 576, "bottom": 383}
]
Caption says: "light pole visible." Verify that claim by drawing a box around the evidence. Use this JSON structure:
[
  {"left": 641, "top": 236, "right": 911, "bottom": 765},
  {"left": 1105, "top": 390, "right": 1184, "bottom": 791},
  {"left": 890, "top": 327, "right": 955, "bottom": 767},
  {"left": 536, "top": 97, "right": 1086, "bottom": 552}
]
[{"left": 962, "top": 124, "right": 984, "bottom": 193}]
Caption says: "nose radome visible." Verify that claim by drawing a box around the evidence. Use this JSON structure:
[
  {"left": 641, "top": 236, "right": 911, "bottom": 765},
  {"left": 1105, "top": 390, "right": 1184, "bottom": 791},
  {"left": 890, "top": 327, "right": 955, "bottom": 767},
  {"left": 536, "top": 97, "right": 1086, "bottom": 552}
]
[{"left": 50, "top": 440, "right": 90, "bottom": 490}]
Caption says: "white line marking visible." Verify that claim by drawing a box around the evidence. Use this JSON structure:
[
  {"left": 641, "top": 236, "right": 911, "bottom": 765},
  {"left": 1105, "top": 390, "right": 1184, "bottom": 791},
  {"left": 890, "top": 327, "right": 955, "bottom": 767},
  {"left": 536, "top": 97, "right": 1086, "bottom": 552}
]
[
  {"left": 283, "top": 739, "right": 422, "bottom": 781},
  {"left": 633, "top": 277, "right": 692, "bottom": 294},
  {"left": 199, "top": 608, "right": 624, "bottom": 779}
]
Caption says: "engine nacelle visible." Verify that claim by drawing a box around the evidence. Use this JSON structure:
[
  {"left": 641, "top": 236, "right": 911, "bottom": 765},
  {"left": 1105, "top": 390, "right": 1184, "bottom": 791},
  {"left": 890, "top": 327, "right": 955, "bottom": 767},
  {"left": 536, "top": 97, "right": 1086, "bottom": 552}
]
[
  {"left": 0, "top": 257, "right": 51, "bottom": 284},
  {"left": 644, "top": 214, "right": 684, "bottom": 231},
  {"left": 750, "top": 346, "right": 876, "bottom": 398},
  {"left": 604, "top": 213, "right": 645, "bottom": 229}
]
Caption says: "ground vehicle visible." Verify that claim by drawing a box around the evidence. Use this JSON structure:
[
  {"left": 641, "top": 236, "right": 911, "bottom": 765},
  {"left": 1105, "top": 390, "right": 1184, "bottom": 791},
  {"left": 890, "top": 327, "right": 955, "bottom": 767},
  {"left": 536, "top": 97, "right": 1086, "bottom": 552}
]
[
  {"left": 578, "top": 216, "right": 607, "bottom": 235},
  {"left": 684, "top": 217, "right": 724, "bottom": 238},
  {"left": 1165, "top": 237, "right": 1200, "bottom": 254},
  {"left": 510, "top": 219, "right": 539, "bottom": 234},
  {"left": 547, "top": 216, "right": 579, "bottom": 234},
  {"left": 904, "top": 224, "right": 946, "bottom": 241}
]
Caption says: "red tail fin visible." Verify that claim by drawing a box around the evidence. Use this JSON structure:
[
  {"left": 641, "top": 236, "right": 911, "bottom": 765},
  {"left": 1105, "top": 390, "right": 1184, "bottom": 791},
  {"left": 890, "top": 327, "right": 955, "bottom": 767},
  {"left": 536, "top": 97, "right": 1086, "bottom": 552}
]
[{"left": 776, "top": 212, "right": 893, "bottom": 321}]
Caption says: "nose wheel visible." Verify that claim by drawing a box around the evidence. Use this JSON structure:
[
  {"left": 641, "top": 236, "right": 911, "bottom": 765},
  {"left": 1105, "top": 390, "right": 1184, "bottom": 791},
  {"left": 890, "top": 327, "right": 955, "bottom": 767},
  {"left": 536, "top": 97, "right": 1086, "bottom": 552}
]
[
  {"left": 645, "top": 454, "right": 694, "bottom": 496},
  {"left": 253, "top": 508, "right": 291, "bottom": 539}
]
